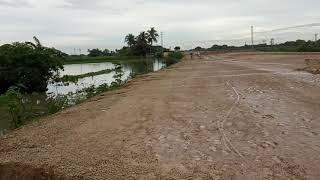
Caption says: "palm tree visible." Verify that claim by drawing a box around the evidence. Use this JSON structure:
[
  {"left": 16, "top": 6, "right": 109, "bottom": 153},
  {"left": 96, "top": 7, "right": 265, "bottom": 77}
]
[
  {"left": 147, "top": 27, "right": 159, "bottom": 55},
  {"left": 26, "top": 36, "right": 42, "bottom": 49},
  {"left": 124, "top": 34, "right": 136, "bottom": 48},
  {"left": 135, "top": 31, "right": 149, "bottom": 56}
]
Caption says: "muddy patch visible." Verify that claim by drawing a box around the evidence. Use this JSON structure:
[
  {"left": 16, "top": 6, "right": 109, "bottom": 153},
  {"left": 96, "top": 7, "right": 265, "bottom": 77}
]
[
  {"left": 296, "top": 59, "right": 320, "bottom": 74},
  {"left": 0, "top": 163, "right": 84, "bottom": 180}
]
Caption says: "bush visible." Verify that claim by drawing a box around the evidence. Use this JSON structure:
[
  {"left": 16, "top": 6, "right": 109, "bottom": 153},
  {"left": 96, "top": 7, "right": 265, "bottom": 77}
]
[
  {"left": 168, "top": 52, "right": 184, "bottom": 59},
  {"left": 165, "top": 52, "right": 184, "bottom": 66},
  {"left": 0, "top": 37, "right": 66, "bottom": 94}
]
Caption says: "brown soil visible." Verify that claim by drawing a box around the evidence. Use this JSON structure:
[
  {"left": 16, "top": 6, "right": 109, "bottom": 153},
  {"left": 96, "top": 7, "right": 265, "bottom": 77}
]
[
  {"left": 0, "top": 163, "right": 82, "bottom": 180},
  {"left": 297, "top": 59, "right": 320, "bottom": 74},
  {"left": 1, "top": 52, "right": 320, "bottom": 180}
]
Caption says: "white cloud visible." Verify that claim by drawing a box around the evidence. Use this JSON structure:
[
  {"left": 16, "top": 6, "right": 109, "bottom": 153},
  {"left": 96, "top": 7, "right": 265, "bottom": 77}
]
[{"left": 0, "top": 0, "right": 319, "bottom": 51}]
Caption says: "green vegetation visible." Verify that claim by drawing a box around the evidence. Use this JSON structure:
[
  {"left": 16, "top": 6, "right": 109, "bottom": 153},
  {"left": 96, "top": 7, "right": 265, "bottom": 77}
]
[
  {"left": 164, "top": 52, "right": 184, "bottom": 66},
  {"left": 2, "top": 88, "right": 69, "bottom": 129},
  {"left": 174, "top": 46, "right": 181, "bottom": 51},
  {"left": 204, "top": 39, "right": 320, "bottom": 52},
  {"left": 0, "top": 37, "right": 66, "bottom": 94},
  {"left": 0, "top": 32, "right": 180, "bottom": 134},
  {"left": 58, "top": 69, "right": 114, "bottom": 83},
  {"left": 87, "top": 48, "right": 115, "bottom": 57},
  {"left": 1, "top": 65, "right": 126, "bottom": 130},
  {"left": 64, "top": 55, "right": 142, "bottom": 64},
  {"left": 122, "top": 27, "right": 162, "bottom": 56}
]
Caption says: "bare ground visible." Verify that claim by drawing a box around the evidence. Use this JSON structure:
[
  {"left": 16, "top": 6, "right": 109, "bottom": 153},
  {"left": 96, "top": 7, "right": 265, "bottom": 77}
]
[{"left": 1, "top": 52, "right": 320, "bottom": 180}]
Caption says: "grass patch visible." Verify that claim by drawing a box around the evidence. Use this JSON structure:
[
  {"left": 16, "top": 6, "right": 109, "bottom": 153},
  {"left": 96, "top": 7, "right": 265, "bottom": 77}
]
[
  {"left": 164, "top": 52, "right": 184, "bottom": 65},
  {"left": 58, "top": 69, "right": 115, "bottom": 83},
  {"left": 64, "top": 56, "right": 144, "bottom": 65}
]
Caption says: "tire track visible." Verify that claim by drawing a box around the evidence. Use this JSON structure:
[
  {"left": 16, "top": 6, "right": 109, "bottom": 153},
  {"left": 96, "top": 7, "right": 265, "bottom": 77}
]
[{"left": 219, "top": 81, "right": 246, "bottom": 161}]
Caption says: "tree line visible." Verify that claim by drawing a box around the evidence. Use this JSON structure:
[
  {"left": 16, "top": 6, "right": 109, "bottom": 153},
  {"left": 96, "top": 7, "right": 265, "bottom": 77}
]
[
  {"left": 122, "top": 27, "right": 161, "bottom": 56},
  {"left": 196, "top": 39, "right": 320, "bottom": 52}
]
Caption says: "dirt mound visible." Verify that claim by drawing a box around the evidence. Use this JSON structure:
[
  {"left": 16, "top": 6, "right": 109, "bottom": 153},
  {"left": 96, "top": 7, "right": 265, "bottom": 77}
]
[
  {"left": 297, "top": 59, "right": 320, "bottom": 74},
  {"left": 0, "top": 163, "right": 83, "bottom": 180}
]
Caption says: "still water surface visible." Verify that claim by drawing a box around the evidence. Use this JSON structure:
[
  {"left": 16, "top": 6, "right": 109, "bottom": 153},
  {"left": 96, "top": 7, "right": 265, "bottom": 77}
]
[{"left": 0, "top": 59, "right": 166, "bottom": 134}]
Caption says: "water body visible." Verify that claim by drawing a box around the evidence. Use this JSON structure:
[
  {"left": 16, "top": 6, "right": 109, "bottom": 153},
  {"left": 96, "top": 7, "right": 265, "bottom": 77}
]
[
  {"left": 48, "top": 59, "right": 166, "bottom": 95},
  {"left": 0, "top": 59, "right": 166, "bottom": 134}
]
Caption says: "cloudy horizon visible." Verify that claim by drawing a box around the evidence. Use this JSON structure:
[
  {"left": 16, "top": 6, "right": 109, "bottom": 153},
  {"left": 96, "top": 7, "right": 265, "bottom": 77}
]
[{"left": 0, "top": 0, "right": 320, "bottom": 53}]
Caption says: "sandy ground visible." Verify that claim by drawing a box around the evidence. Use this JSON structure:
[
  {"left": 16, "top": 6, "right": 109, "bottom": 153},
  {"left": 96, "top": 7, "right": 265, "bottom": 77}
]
[{"left": 1, "top": 52, "right": 320, "bottom": 180}]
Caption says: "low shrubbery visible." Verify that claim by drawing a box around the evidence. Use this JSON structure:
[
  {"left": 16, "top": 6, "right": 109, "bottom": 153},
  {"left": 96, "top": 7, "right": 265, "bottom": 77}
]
[
  {"left": 0, "top": 37, "right": 66, "bottom": 94},
  {"left": 1, "top": 64, "right": 126, "bottom": 130},
  {"left": 164, "top": 52, "right": 184, "bottom": 66},
  {"left": 57, "top": 69, "right": 114, "bottom": 83}
]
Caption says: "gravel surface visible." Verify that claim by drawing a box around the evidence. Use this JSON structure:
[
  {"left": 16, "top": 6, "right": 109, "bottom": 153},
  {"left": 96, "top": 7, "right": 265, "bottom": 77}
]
[{"left": 1, "top": 52, "right": 320, "bottom": 180}]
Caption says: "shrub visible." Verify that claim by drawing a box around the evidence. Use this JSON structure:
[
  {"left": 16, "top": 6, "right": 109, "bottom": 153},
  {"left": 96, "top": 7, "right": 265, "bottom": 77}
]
[
  {"left": 0, "top": 37, "right": 66, "bottom": 94},
  {"left": 165, "top": 52, "right": 184, "bottom": 66}
]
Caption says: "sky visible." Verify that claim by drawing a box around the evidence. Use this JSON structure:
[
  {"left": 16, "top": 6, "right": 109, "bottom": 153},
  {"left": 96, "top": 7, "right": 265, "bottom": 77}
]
[{"left": 0, "top": 0, "right": 320, "bottom": 53}]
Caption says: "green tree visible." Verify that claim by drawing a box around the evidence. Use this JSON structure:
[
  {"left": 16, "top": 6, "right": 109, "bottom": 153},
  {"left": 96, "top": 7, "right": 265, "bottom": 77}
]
[
  {"left": 147, "top": 27, "right": 159, "bottom": 54},
  {"left": 133, "top": 31, "right": 149, "bottom": 56},
  {"left": 88, "top": 48, "right": 104, "bottom": 57},
  {"left": 0, "top": 37, "right": 66, "bottom": 94},
  {"left": 174, "top": 46, "right": 181, "bottom": 51},
  {"left": 147, "top": 27, "right": 159, "bottom": 46},
  {"left": 125, "top": 34, "right": 136, "bottom": 48}
]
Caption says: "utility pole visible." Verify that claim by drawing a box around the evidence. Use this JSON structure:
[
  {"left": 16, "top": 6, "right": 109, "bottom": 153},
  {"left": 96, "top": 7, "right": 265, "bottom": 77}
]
[
  {"left": 251, "top": 26, "right": 254, "bottom": 48},
  {"left": 270, "top": 38, "right": 275, "bottom": 46},
  {"left": 315, "top": 33, "right": 318, "bottom": 41},
  {"left": 161, "top": 32, "right": 164, "bottom": 53},
  {"left": 161, "top": 32, "right": 164, "bottom": 48}
]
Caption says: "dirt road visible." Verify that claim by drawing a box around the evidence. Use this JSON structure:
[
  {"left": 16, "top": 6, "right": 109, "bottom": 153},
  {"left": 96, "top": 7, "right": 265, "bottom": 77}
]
[{"left": 1, "top": 52, "right": 320, "bottom": 179}]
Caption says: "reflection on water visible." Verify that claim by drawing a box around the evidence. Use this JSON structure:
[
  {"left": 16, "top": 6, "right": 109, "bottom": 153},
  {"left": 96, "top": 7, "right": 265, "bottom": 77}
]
[
  {"left": 60, "top": 63, "right": 115, "bottom": 76},
  {"left": 48, "top": 59, "right": 166, "bottom": 95}
]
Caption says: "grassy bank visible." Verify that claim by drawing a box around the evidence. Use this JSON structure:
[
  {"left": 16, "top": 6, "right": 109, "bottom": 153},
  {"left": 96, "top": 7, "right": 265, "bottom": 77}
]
[
  {"left": 64, "top": 56, "right": 144, "bottom": 65},
  {"left": 0, "top": 56, "right": 181, "bottom": 134},
  {"left": 58, "top": 69, "right": 115, "bottom": 83},
  {"left": 164, "top": 52, "right": 184, "bottom": 65}
]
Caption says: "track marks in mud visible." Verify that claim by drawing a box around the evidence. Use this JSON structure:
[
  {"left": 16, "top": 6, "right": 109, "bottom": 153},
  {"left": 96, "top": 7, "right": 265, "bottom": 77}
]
[{"left": 218, "top": 81, "right": 246, "bottom": 161}]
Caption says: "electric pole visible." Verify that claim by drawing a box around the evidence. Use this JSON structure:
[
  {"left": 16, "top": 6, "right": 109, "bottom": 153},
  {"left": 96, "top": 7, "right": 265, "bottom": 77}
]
[
  {"left": 251, "top": 26, "right": 254, "bottom": 48},
  {"left": 161, "top": 32, "right": 164, "bottom": 52},
  {"left": 161, "top": 32, "right": 164, "bottom": 47},
  {"left": 315, "top": 33, "right": 318, "bottom": 41},
  {"left": 270, "top": 38, "right": 275, "bottom": 46}
]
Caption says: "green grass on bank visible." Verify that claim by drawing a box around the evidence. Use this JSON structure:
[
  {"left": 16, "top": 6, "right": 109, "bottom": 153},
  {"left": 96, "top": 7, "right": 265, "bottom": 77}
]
[
  {"left": 58, "top": 69, "right": 115, "bottom": 83},
  {"left": 0, "top": 95, "right": 11, "bottom": 131},
  {"left": 164, "top": 52, "right": 184, "bottom": 65},
  {"left": 64, "top": 56, "right": 145, "bottom": 65}
]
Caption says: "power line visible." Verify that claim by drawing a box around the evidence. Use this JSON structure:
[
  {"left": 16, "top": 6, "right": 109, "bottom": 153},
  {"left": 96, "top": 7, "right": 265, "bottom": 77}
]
[{"left": 256, "top": 23, "right": 320, "bottom": 34}]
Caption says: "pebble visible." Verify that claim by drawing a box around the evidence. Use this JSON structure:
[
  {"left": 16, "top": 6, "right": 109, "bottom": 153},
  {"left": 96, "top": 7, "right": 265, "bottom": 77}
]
[{"left": 209, "top": 146, "right": 217, "bottom": 152}]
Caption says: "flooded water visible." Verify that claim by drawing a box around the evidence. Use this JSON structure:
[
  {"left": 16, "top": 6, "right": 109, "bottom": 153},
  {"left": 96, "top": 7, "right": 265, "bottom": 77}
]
[
  {"left": 0, "top": 58, "right": 166, "bottom": 134},
  {"left": 48, "top": 59, "right": 166, "bottom": 95}
]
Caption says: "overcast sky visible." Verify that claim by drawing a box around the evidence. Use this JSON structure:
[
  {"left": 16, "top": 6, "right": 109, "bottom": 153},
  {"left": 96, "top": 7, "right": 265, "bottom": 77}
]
[{"left": 0, "top": 0, "right": 320, "bottom": 53}]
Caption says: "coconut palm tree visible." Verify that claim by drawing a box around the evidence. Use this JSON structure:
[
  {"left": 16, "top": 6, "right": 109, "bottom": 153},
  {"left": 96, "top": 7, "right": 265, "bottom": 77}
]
[
  {"left": 124, "top": 34, "right": 136, "bottom": 48},
  {"left": 135, "top": 31, "right": 149, "bottom": 56},
  {"left": 147, "top": 27, "right": 159, "bottom": 54},
  {"left": 26, "top": 36, "right": 42, "bottom": 49}
]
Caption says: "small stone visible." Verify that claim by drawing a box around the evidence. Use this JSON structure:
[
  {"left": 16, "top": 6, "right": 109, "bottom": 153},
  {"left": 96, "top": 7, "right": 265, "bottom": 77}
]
[
  {"left": 209, "top": 146, "right": 217, "bottom": 152},
  {"left": 213, "top": 140, "right": 221, "bottom": 145},
  {"left": 272, "top": 156, "right": 282, "bottom": 164}
]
